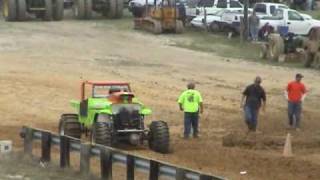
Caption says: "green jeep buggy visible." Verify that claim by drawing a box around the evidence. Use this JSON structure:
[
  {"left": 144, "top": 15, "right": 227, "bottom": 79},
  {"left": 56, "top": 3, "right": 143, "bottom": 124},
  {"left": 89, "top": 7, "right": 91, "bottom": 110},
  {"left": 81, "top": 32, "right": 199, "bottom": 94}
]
[{"left": 58, "top": 81, "right": 170, "bottom": 153}]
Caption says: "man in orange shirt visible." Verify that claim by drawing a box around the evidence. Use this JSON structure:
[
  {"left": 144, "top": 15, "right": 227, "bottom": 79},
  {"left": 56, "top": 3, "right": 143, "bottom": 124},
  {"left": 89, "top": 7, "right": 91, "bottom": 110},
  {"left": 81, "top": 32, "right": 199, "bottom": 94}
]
[{"left": 285, "top": 74, "right": 307, "bottom": 131}]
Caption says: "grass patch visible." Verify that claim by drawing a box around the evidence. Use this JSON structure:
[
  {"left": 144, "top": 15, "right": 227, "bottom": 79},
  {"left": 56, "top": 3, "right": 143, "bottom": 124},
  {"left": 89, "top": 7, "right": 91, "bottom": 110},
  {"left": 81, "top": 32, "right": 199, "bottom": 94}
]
[{"left": 171, "top": 29, "right": 261, "bottom": 60}]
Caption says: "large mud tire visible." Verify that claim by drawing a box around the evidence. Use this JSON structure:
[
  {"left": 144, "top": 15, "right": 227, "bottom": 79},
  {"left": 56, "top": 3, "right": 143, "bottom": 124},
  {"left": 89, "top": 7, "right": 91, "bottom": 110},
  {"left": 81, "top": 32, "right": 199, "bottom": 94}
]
[
  {"left": 115, "top": 0, "right": 123, "bottom": 18},
  {"left": 312, "top": 52, "right": 320, "bottom": 69},
  {"left": 84, "top": 0, "right": 92, "bottom": 19},
  {"left": 267, "top": 34, "right": 284, "bottom": 62},
  {"left": 175, "top": 20, "right": 184, "bottom": 34},
  {"left": 2, "top": 0, "right": 17, "bottom": 21},
  {"left": 148, "top": 121, "right": 170, "bottom": 153},
  {"left": 260, "top": 43, "right": 268, "bottom": 59},
  {"left": 17, "top": 0, "right": 27, "bottom": 21},
  {"left": 74, "top": 0, "right": 86, "bottom": 19},
  {"left": 308, "top": 27, "right": 320, "bottom": 41},
  {"left": 59, "top": 114, "right": 82, "bottom": 138},
  {"left": 304, "top": 52, "right": 315, "bottom": 68},
  {"left": 43, "top": 0, "right": 53, "bottom": 21},
  {"left": 52, "top": 0, "right": 64, "bottom": 21},
  {"left": 91, "top": 122, "right": 112, "bottom": 146}
]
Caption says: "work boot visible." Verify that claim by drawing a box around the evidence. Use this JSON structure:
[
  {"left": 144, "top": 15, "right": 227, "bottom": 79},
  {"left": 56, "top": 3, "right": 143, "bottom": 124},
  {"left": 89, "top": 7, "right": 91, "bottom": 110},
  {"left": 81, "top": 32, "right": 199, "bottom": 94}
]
[{"left": 193, "top": 134, "right": 199, "bottom": 138}]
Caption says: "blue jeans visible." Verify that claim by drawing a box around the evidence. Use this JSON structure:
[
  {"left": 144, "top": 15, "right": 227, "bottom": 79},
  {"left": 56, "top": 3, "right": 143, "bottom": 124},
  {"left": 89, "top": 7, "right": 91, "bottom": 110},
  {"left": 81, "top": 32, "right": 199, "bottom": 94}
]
[
  {"left": 244, "top": 105, "right": 259, "bottom": 131},
  {"left": 288, "top": 101, "right": 302, "bottom": 128},
  {"left": 184, "top": 112, "right": 199, "bottom": 137},
  {"left": 250, "top": 26, "right": 259, "bottom": 41}
]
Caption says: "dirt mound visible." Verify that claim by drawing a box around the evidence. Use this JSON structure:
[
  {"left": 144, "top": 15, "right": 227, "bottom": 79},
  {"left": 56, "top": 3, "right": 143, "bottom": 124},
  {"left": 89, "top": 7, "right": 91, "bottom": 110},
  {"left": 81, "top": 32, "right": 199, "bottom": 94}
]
[{"left": 223, "top": 132, "right": 320, "bottom": 150}]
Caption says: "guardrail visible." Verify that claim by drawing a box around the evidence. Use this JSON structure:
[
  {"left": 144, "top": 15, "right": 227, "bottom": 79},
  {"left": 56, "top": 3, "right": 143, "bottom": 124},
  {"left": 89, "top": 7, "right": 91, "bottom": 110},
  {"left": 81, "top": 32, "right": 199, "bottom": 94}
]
[{"left": 20, "top": 126, "right": 226, "bottom": 180}]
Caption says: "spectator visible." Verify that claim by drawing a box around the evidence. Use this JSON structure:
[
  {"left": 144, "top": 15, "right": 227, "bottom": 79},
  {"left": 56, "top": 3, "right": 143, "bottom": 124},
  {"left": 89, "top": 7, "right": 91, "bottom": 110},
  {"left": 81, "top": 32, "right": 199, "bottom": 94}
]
[
  {"left": 285, "top": 74, "right": 307, "bottom": 131},
  {"left": 258, "top": 22, "right": 274, "bottom": 41},
  {"left": 177, "top": 1, "right": 186, "bottom": 26},
  {"left": 249, "top": 11, "right": 260, "bottom": 41}
]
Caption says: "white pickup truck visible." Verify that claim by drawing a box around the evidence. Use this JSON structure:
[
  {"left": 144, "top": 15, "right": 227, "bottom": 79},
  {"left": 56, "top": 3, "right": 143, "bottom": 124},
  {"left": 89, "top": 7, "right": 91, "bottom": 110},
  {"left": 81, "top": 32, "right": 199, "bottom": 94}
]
[
  {"left": 186, "top": 0, "right": 243, "bottom": 18},
  {"left": 259, "top": 8, "right": 320, "bottom": 35},
  {"left": 254, "top": 3, "right": 312, "bottom": 20}
]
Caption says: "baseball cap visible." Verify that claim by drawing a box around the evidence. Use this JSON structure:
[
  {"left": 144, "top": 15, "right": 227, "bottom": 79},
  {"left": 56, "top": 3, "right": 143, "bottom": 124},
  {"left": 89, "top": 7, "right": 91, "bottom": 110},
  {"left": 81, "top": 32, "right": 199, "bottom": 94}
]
[{"left": 296, "top": 73, "right": 304, "bottom": 78}]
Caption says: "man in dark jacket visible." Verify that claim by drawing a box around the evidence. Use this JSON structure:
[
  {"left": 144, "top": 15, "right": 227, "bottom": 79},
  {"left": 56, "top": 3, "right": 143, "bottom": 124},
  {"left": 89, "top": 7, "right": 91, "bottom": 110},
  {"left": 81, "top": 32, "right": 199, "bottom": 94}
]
[
  {"left": 241, "top": 76, "right": 266, "bottom": 132},
  {"left": 177, "top": 1, "right": 186, "bottom": 26}
]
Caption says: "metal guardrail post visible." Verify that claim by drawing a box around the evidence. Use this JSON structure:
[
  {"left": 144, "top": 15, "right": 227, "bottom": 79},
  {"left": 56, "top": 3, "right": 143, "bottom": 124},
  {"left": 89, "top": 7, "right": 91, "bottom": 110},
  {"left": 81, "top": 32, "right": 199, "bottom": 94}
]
[
  {"left": 126, "top": 155, "right": 135, "bottom": 180},
  {"left": 80, "top": 143, "right": 91, "bottom": 174},
  {"left": 24, "top": 128, "right": 33, "bottom": 156},
  {"left": 41, "top": 131, "right": 51, "bottom": 162},
  {"left": 20, "top": 127, "right": 226, "bottom": 180},
  {"left": 60, "top": 136, "right": 70, "bottom": 168},
  {"left": 175, "top": 168, "right": 186, "bottom": 180},
  {"left": 200, "top": 174, "right": 213, "bottom": 180},
  {"left": 100, "top": 148, "right": 112, "bottom": 180},
  {"left": 149, "top": 160, "right": 159, "bottom": 180}
]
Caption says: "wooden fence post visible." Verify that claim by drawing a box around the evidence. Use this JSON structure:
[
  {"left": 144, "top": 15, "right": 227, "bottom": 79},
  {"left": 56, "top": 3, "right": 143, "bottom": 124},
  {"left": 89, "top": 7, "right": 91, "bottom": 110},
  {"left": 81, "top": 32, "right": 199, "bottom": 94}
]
[
  {"left": 175, "top": 168, "right": 186, "bottom": 180},
  {"left": 100, "top": 148, "right": 112, "bottom": 180},
  {"left": 149, "top": 160, "right": 159, "bottom": 180},
  {"left": 204, "top": 8, "right": 208, "bottom": 32},
  {"left": 24, "top": 128, "right": 33, "bottom": 156},
  {"left": 41, "top": 131, "right": 51, "bottom": 162},
  {"left": 60, "top": 136, "right": 70, "bottom": 168},
  {"left": 80, "top": 143, "right": 91, "bottom": 174},
  {"left": 127, "top": 155, "right": 135, "bottom": 180}
]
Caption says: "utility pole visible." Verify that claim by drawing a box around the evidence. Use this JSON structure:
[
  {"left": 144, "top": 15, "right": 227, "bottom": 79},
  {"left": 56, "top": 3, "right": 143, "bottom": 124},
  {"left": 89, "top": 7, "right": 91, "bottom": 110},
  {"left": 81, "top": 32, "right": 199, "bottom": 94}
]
[{"left": 243, "top": 0, "right": 249, "bottom": 42}]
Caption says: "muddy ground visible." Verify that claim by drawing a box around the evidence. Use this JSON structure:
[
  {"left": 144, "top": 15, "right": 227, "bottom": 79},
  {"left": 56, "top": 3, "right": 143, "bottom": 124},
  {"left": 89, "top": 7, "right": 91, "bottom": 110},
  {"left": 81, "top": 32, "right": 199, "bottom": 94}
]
[{"left": 1, "top": 11, "right": 320, "bottom": 180}]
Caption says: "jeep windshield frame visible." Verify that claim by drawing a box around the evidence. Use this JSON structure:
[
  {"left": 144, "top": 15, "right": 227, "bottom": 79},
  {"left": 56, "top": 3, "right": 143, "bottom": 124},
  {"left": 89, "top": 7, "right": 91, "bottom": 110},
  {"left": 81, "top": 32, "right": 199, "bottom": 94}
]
[{"left": 81, "top": 81, "right": 131, "bottom": 100}]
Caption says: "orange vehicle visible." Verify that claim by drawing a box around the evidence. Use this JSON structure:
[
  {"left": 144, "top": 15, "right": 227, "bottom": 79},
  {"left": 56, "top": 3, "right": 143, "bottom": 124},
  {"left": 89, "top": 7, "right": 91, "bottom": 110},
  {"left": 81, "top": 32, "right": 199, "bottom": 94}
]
[{"left": 134, "top": 0, "right": 184, "bottom": 34}]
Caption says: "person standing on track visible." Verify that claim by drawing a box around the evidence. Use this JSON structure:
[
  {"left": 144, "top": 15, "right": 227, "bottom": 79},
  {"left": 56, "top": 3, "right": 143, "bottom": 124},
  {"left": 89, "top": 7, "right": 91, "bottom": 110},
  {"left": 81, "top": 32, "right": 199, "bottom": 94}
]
[
  {"left": 178, "top": 82, "right": 203, "bottom": 139},
  {"left": 241, "top": 76, "right": 266, "bottom": 132},
  {"left": 285, "top": 74, "right": 307, "bottom": 131}
]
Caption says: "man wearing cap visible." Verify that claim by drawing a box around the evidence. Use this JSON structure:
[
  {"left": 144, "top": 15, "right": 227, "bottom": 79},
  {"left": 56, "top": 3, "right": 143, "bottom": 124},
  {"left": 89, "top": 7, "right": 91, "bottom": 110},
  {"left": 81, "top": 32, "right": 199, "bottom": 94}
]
[
  {"left": 241, "top": 76, "right": 266, "bottom": 132},
  {"left": 285, "top": 74, "right": 307, "bottom": 130},
  {"left": 178, "top": 82, "right": 203, "bottom": 139}
]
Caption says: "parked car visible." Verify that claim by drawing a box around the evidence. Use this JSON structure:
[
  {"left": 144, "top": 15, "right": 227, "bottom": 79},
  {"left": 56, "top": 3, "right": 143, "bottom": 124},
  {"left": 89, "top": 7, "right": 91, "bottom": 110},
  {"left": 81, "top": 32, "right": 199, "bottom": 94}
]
[
  {"left": 190, "top": 9, "right": 226, "bottom": 28},
  {"left": 253, "top": 2, "right": 312, "bottom": 20},
  {"left": 186, "top": 0, "right": 243, "bottom": 18},
  {"left": 259, "top": 8, "right": 320, "bottom": 35},
  {"left": 217, "top": 8, "right": 252, "bottom": 33},
  {"left": 191, "top": 8, "right": 247, "bottom": 33}
]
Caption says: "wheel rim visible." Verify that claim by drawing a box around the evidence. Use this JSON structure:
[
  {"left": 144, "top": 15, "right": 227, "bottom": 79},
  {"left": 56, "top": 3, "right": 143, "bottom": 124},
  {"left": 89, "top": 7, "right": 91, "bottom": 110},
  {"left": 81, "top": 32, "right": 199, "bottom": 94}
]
[{"left": 2, "top": 0, "right": 9, "bottom": 18}]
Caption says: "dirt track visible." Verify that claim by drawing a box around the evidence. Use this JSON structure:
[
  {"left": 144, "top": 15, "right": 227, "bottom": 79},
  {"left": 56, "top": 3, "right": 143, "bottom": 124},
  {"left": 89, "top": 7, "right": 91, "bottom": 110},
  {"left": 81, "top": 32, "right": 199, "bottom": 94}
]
[{"left": 1, "top": 13, "right": 320, "bottom": 180}]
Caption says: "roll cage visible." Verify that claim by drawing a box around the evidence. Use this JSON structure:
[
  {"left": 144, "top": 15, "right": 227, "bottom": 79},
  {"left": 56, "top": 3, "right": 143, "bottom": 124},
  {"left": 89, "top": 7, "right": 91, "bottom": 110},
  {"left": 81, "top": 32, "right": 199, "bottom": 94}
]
[{"left": 80, "top": 81, "right": 131, "bottom": 101}]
